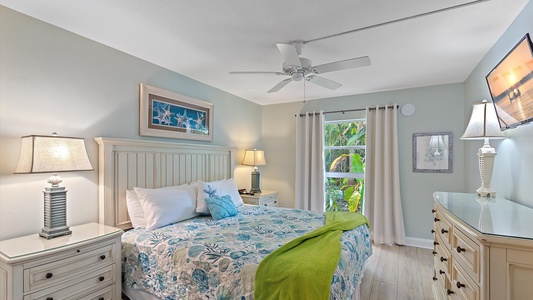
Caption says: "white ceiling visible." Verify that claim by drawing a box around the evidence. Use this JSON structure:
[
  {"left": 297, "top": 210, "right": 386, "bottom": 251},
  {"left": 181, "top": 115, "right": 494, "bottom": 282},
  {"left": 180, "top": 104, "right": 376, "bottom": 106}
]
[{"left": 1, "top": 0, "right": 529, "bottom": 105}]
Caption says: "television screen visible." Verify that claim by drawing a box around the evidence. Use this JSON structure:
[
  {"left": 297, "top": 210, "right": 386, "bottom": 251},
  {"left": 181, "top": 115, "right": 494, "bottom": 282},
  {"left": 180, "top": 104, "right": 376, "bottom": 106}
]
[{"left": 486, "top": 33, "right": 533, "bottom": 130}]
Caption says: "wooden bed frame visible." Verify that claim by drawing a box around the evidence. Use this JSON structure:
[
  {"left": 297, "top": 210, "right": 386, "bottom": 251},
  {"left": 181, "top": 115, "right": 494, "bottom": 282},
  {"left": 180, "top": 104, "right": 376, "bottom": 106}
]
[{"left": 95, "top": 137, "right": 235, "bottom": 230}]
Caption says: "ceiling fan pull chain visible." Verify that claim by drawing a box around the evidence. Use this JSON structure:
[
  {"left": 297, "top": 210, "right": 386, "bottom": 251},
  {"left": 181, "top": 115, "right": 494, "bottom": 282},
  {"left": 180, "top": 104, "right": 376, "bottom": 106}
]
[{"left": 303, "top": 78, "right": 306, "bottom": 103}]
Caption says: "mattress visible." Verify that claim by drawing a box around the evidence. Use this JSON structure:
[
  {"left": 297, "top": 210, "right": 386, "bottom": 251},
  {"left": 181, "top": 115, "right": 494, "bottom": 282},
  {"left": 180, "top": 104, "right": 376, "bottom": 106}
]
[{"left": 122, "top": 204, "right": 372, "bottom": 299}]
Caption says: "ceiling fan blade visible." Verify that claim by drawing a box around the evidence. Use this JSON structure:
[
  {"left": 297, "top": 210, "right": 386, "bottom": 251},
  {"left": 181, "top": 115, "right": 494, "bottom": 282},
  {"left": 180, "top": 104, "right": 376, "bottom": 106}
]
[
  {"left": 307, "top": 75, "right": 342, "bottom": 90},
  {"left": 276, "top": 43, "right": 302, "bottom": 67},
  {"left": 229, "top": 71, "right": 285, "bottom": 75},
  {"left": 313, "top": 56, "right": 371, "bottom": 74},
  {"left": 268, "top": 78, "right": 292, "bottom": 93}
]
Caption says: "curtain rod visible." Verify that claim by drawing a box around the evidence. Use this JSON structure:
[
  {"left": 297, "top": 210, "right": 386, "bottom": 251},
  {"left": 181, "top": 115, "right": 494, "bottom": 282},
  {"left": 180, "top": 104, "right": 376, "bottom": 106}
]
[{"left": 295, "top": 104, "right": 399, "bottom": 117}]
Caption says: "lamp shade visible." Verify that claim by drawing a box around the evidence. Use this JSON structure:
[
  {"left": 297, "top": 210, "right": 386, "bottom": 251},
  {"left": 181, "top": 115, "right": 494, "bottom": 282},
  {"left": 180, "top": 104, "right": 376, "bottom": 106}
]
[
  {"left": 14, "top": 135, "right": 93, "bottom": 174},
  {"left": 461, "top": 100, "right": 506, "bottom": 140},
  {"left": 242, "top": 149, "right": 266, "bottom": 166}
]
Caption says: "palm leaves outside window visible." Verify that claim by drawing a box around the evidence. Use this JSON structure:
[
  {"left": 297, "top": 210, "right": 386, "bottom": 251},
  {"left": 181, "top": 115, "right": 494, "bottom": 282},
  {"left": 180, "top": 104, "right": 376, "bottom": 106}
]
[{"left": 324, "top": 120, "right": 366, "bottom": 213}]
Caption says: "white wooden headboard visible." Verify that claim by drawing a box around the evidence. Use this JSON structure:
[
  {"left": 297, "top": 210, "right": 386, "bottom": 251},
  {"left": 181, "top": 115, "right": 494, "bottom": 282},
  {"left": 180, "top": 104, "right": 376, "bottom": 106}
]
[{"left": 95, "top": 137, "right": 235, "bottom": 230}]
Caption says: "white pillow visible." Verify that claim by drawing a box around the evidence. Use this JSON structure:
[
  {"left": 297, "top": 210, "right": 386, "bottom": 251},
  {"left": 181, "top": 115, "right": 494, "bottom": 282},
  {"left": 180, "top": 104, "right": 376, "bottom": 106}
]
[
  {"left": 134, "top": 184, "right": 199, "bottom": 230},
  {"left": 126, "top": 189, "right": 146, "bottom": 228},
  {"left": 197, "top": 179, "right": 244, "bottom": 214},
  {"left": 126, "top": 183, "right": 198, "bottom": 228}
]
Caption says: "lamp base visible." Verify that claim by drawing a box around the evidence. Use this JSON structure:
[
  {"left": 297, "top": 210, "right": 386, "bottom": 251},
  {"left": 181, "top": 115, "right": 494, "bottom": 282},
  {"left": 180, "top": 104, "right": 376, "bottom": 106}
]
[
  {"left": 477, "top": 143, "right": 496, "bottom": 198},
  {"left": 39, "top": 226, "right": 72, "bottom": 239},
  {"left": 40, "top": 186, "right": 71, "bottom": 239},
  {"left": 250, "top": 171, "right": 261, "bottom": 194},
  {"left": 476, "top": 187, "right": 496, "bottom": 198}
]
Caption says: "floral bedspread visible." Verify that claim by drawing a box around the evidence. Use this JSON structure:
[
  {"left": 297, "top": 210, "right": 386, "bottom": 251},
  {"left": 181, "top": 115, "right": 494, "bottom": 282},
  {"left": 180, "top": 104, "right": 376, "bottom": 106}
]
[{"left": 122, "top": 205, "right": 372, "bottom": 300}]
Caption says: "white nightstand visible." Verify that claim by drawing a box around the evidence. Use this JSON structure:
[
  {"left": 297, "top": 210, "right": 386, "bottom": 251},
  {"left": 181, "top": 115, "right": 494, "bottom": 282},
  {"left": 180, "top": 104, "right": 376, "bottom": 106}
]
[
  {"left": 0, "top": 223, "right": 123, "bottom": 300},
  {"left": 241, "top": 190, "right": 278, "bottom": 207}
]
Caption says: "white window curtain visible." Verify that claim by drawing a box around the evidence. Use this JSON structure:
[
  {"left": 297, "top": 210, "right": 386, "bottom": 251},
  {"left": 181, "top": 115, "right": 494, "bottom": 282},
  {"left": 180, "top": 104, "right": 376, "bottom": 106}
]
[
  {"left": 295, "top": 111, "right": 325, "bottom": 212},
  {"left": 364, "top": 104, "right": 406, "bottom": 245}
]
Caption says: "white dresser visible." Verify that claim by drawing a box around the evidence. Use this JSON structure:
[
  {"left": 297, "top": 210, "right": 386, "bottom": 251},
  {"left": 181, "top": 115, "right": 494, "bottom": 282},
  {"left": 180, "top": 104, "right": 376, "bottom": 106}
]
[
  {"left": 432, "top": 192, "right": 533, "bottom": 300},
  {"left": 0, "top": 223, "right": 123, "bottom": 300}
]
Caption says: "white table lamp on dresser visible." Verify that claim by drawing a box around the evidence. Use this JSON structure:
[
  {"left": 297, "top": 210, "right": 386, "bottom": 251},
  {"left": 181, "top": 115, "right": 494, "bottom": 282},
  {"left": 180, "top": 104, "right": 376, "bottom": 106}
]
[
  {"left": 14, "top": 133, "right": 93, "bottom": 239},
  {"left": 460, "top": 100, "right": 506, "bottom": 198}
]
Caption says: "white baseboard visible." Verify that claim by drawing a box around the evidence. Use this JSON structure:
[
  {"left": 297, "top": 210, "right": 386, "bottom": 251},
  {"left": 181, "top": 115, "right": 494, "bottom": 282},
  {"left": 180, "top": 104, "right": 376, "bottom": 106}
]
[{"left": 405, "top": 236, "right": 434, "bottom": 249}]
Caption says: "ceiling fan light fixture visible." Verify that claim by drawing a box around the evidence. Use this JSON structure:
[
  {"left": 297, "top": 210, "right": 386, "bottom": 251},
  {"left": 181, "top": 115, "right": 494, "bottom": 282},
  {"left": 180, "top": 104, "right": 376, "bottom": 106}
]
[{"left": 292, "top": 72, "right": 304, "bottom": 81}]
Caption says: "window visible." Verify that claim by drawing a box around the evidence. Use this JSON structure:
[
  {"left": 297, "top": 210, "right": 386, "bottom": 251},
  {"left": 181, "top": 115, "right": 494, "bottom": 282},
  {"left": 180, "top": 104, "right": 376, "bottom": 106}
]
[{"left": 324, "top": 119, "right": 366, "bottom": 212}]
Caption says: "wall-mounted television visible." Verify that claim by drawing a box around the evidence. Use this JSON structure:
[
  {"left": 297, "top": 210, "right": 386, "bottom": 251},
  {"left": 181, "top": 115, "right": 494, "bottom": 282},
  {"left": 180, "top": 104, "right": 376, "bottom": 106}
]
[{"left": 486, "top": 33, "right": 533, "bottom": 130}]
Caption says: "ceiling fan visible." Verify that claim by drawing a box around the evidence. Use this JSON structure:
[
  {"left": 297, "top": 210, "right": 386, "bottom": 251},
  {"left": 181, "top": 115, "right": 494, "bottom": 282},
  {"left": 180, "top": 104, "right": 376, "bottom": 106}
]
[{"left": 229, "top": 42, "right": 371, "bottom": 93}]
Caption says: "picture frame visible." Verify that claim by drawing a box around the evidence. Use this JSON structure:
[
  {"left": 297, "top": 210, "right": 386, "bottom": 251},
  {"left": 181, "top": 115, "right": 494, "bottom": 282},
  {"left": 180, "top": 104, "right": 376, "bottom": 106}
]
[
  {"left": 139, "top": 84, "right": 213, "bottom": 141},
  {"left": 412, "top": 132, "right": 453, "bottom": 173},
  {"left": 486, "top": 33, "right": 533, "bottom": 130}
]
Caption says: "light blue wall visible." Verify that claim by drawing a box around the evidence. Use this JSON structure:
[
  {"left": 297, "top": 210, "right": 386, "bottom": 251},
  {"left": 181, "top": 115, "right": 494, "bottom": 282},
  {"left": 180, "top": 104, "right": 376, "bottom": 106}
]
[
  {"left": 464, "top": 1, "right": 533, "bottom": 207},
  {"left": 0, "top": 7, "right": 263, "bottom": 239}
]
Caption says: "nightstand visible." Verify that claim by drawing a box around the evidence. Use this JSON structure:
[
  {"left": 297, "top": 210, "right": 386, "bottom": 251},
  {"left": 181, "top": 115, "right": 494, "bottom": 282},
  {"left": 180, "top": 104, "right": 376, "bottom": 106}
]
[
  {"left": 241, "top": 190, "right": 278, "bottom": 207},
  {"left": 0, "top": 223, "right": 123, "bottom": 300}
]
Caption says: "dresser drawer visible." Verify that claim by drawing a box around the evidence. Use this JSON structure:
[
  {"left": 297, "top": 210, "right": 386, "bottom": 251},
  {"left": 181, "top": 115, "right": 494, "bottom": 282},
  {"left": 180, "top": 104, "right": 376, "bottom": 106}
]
[
  {"left": 23, "top": 264, "right": 115, "bottom": 300},
  {"left": 452, "top": 227, "right": 480, "bottom": 283},
  {"left": 242, "top": 192, "right": 278, "bottom": 207},
  {"left": 260, "top": 199, "right": 278, "bottom": 207},
  {"left": 435, "top": 212, "right": 452, "bottom": 251},
  {"left": 76, "top": 283, "right": 114, "bottom": 300},
  {"left": 434, "top": 236, "right": 452, "bottom": 276},
  {"left": 451, "top": 262, "right": 480, "bottom": 300},
  {"left": 24, "top": 241, "right": 115, "bottom": 292}
]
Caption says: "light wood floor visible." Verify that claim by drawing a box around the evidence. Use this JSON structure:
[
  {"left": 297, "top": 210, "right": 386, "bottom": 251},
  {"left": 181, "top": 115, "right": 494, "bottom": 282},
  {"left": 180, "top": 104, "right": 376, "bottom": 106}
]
[{"left": 359, "top": 244, "right": 434, "bottom": 300}]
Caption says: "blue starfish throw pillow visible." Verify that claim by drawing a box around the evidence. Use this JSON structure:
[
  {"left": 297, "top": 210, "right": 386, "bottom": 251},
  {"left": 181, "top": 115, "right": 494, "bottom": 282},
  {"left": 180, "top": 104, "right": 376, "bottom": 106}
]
[{"left": 205, "top": 195, "right": 238, "bottom": 220}]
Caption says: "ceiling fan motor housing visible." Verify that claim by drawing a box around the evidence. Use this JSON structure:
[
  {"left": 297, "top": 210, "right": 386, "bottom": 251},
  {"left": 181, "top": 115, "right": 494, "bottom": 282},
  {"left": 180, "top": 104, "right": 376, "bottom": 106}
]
[{"left": 283, "top": 57, "right": 315, "bottom": 81}]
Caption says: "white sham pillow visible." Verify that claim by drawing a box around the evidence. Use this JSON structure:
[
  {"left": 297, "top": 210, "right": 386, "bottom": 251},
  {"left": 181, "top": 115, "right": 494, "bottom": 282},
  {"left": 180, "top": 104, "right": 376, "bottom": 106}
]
[
  {"left": 126, "top": 189, "right": 146, "bottom": 228},
  {"left": 126, "top": 183, "right": 198, "bottom": 228},
  {"left": 196, "top": 179, "right": 244, "bottom": 214},
  {"left": 134, "top": 184, "right": 199, "bottom": 230}
]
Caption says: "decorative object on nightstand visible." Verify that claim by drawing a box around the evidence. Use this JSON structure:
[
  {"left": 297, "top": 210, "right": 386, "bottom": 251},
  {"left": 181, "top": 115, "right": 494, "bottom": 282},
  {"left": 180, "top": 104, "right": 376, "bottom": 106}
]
[
  {"left": 14, "top": 133, "right": 93, "bottom": 239},
  {"left": 0, "top": 223, "right": 123, "bottom": 300},
  {"left": 242, "top": 148, "right": 266, "bottom": 193},
  {"left": 241, "top": 190, "right": 278, "bottom": 207},
  {"left": 460, "top": 100, "right": 506, "bottom": 197}
]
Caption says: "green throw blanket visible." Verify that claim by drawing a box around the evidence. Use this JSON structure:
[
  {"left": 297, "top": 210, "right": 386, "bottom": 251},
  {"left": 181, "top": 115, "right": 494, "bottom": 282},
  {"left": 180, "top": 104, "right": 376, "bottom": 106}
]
[{"left": 254, "top": 211, "right": 369, "bottom": 300}]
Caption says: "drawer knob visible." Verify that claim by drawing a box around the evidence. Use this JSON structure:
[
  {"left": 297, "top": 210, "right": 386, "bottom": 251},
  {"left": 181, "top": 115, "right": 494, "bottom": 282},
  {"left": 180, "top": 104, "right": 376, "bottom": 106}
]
[
  {"left": 432, "top": 209, "right": 436, "bottom": 213},
  {"left": 431, "top": 229, "right": 435, "bottom": 234},
  {"left": 45, "top": 272, "right": 53, "bottom": 279},
  {"left": 439, "top": 270, "right": 445, "bottom": 275},
  {"left": 99, "top": 276, "right": 105, "bottom": 282},
  {"left": 433, "top": 241, "right": 439, "bottom": 246},
  {"left": 432, "top": 251, "right": 437, "bottom": 255},
  {"left": 100, "top": 254, "right": 106, "bottom": 260},
  {"left": 434, "top": 217, "right": 440, "bottom": 222},
  {"left": 447, "top": 289, "right": 455, "bottom": 295},
  {"left": 432, "top": 276, "right": 438, "bottom": 281},
  {"left": 440, "top": 256, "right": 448, "bottom": 262},
  {"left": 46, "top": 298, "right": 53, "bottom": 300},
  {"left": 456, "top": 246, "right": 466, "bottom": 253},
  {"left": 457, "top": 281, "right": 466, "bottom": 289},
  {"left": 99, "top": 298, "right": 104, "bottom": 300},
  {"left": 441, "top": 229, "right": 448, "bottom": 234}
]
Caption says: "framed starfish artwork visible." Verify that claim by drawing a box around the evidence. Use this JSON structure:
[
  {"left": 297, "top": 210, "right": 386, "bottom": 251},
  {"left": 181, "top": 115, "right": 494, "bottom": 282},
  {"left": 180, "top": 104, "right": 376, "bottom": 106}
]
[{"left": 140, "top": 84, "right": 213, "bottom": 141}]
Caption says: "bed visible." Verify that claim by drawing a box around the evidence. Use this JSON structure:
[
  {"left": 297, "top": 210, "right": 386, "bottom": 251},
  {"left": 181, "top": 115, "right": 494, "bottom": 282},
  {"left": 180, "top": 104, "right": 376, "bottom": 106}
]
[{"left": 95, "top": 137, "right": 372, "bottom": 300}]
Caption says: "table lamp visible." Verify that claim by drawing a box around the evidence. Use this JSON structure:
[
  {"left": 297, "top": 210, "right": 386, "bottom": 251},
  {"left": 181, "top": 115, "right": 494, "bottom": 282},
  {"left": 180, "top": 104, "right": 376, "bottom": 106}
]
[
  {"left": 460, "top": 100, "right": 506, "bottom": 198},
  {"left": 14, "top": 133, "right": 93, "bottom": 239},
  {"left": 242, "top": 149, "right": 266, "bottom": 193}
]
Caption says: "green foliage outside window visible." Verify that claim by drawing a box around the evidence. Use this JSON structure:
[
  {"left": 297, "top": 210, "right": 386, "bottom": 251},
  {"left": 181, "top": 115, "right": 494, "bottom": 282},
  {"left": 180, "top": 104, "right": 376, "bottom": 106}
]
[{"left": 324, "top": 121, "right": 366, "bottom": 213}]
